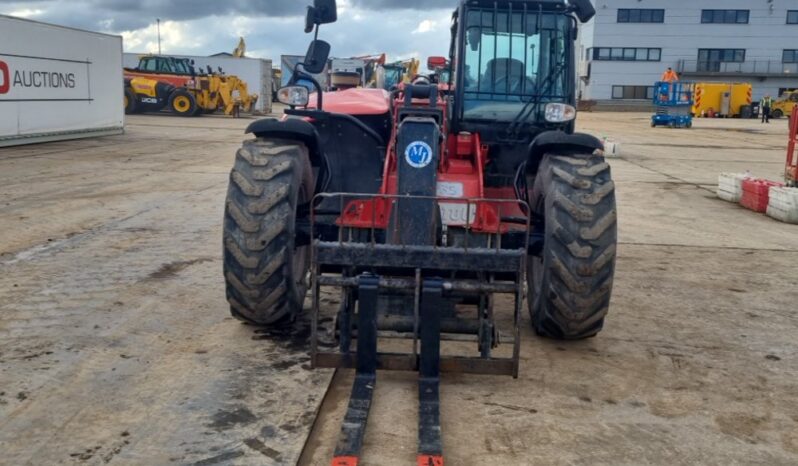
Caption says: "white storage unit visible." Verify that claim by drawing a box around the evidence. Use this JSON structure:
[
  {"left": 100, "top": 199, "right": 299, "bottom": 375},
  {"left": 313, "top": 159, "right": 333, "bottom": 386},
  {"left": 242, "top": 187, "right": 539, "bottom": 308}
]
[
  {"left": 123, "top": 53, "right": 274, "bottom": 114},
  {"left": 0, "top": 15, "right": 124, "bottom": 147},
  {"left": 766, "top": 187, "right": 798, "bottom": 224}
]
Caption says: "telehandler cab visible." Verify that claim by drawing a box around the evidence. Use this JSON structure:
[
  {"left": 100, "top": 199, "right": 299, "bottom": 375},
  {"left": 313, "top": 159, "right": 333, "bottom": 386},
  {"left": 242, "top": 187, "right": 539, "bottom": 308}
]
[{"left": 222, "top": 0, "right": 615, "bottom": 463}]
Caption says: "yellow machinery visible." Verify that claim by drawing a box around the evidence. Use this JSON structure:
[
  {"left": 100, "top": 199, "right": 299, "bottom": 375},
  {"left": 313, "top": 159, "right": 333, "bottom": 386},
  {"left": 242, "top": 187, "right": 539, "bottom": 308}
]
[
  {"left": 218, "top": 75, "right": 258, "bottom": 114},
  {"left": 124, "top": 75, "right": 217, "bottom": 117},
  {"left": 405, "top": 58, "right": 421, "bottom": 82},
  {"left": 124, "top": 55, "right": 257, "bottom": 117},
  {"left": 372, "top": 58, "right": 421, "bottom": 90},
  {"left": 692, "top": 82, "right": 752, "bottom": 117},
  {"left": 232, "top": 37, "right": 246, "bottom": 58},
  {"left": 771, "top": 90, "right": 798, "bottom": 119}
]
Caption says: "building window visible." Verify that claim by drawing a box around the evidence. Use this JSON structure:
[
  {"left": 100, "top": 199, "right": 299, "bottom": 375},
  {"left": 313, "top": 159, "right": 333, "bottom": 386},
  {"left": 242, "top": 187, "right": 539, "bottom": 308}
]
[
  {"left": 697, "top": 49, "right": 745, "bottom": 71},
  {"left": 618, "top": 9, "right": 665, "bottom": 23},
  {"left": 784, "top": 50, "right": 798, "bottom": 63},
  {"left": 788, "top": 11, "right": 798, "bottom": 24},
  {"left": 701, "top": 10, "right": 749, "bottom": 24},
  {"left": 612, "top": 85, "right": 654, "bottom": 100},
  {"left": 592, "top": 47, "right": 662, "bottom": 62}
]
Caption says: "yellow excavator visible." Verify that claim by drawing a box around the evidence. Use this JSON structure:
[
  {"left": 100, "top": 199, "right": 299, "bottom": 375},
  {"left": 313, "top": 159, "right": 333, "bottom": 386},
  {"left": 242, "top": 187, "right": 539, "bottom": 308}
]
[
  {"left": 218, "top": 74, "right": 258, "bottom": 114},
  {"left": 371, "top": 58, "right": 421, "bottom": 90},
  {"left": 232, "top": 37, "right": 246, "bottom": 58}
]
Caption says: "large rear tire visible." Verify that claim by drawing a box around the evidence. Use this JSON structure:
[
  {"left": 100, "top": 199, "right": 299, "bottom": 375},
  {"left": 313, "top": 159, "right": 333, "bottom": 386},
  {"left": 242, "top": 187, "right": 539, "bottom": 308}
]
[
  {"left": 223, "top": 139, "right": 314, "bottom": 326},
  {"left": 527, "top": 153, "right": 617, "bottom": 339}
]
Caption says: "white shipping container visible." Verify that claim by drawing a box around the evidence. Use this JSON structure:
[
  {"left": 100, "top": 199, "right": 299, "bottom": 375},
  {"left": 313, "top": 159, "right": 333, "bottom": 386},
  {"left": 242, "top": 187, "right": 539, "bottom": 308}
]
[
  {"left": 0, "top": 15, "right": 124, "bottom": 147},
  {"left": 123, "top": 53, "right": 274, "bottom": 114}
]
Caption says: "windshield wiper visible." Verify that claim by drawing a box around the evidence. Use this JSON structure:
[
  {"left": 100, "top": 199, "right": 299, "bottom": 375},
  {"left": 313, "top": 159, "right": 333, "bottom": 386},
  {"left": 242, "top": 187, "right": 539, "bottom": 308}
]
[{"left": 506, "top": 56, "right": 567, "bottom": 138}]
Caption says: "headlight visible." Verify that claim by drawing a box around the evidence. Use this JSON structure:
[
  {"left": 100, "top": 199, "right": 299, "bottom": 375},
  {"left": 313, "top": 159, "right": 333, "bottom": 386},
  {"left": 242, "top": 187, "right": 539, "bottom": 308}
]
[
  {"left": 544, "top": 103, "right": 576, "bottom": 123},
  {"left": 277, "top": 86, "right": 309, "bottom": 107}
]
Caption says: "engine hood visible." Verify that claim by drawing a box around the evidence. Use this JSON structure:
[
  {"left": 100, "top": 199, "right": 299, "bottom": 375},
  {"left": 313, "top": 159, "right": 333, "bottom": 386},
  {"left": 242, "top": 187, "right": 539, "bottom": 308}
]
[{"left": 309, "top": 88, "right": 391, "bottom": 115}]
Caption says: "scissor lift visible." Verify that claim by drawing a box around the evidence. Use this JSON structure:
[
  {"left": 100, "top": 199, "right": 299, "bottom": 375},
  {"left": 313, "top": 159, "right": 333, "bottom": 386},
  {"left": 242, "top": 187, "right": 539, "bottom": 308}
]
[{"left": 651, "top": 81, "right": 695, "bottom": 129}]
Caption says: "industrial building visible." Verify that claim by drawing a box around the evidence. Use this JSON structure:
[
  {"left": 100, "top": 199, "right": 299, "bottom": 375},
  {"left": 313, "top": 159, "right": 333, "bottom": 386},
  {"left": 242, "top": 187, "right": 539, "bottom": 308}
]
[{"left": 578, "top": 0, "right": 798, "bottom": 103}]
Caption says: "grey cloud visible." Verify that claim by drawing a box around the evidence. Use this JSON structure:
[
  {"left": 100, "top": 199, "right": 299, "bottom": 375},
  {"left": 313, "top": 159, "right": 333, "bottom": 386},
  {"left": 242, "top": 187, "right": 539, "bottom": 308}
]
[
  {"left": 0, "top": 0, "right": 456, "bottom": 61},
  {"left": 1, "top": 0, "right": 460, "bottom": 32},
  {"left": 0, "top": 0, "right": 306, "bottom": 31}
]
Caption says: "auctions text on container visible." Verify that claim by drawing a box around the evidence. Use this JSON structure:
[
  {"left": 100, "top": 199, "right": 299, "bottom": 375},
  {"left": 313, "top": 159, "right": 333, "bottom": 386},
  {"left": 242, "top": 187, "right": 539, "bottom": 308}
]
[{"left": 0, "top": 53, "right": 91, "bottom": 101}]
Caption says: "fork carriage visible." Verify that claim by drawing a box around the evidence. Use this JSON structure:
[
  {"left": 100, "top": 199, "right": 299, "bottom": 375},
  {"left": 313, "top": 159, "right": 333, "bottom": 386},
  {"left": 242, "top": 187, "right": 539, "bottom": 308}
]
[{"left": 310, "top": 193, "right": 530, "bottom": 377}]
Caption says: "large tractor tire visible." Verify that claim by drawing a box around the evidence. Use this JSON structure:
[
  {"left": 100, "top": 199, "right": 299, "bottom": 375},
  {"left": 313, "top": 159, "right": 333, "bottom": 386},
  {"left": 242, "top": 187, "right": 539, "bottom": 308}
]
[
  {"left": 124, "top": 89, "right": 137, "bottom": 115},
  {"left": 527, "top": 153, "right": 617, "bottom": 339},
  {"left": 169, "top": 89, "right": 198, "bottom": 117},
  {"left": 223, "top": 139, "right": 314, "bottom": 326}
]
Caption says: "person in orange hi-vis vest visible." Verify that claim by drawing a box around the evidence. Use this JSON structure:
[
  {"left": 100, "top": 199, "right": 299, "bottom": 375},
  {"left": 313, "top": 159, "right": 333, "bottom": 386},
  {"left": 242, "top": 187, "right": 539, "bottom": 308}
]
[{"left": 661, "top": 67, "right": 679, "bottom": 82}]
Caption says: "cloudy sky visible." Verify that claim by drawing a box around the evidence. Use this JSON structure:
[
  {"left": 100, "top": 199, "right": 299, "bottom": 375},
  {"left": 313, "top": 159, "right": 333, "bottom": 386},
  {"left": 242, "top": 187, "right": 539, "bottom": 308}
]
[{"left": 1, "top": 0, "right": 456, "bottom": 65}]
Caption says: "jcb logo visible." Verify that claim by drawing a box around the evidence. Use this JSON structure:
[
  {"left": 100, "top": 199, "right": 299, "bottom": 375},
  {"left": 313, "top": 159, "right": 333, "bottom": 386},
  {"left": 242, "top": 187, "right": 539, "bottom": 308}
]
[{"left": 0, "top": 61, "right": 10, "bottom": 94}]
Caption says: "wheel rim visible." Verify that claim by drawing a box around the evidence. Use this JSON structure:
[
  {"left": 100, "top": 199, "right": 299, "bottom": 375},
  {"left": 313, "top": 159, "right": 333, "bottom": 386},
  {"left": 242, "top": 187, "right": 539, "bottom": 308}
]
[{"left": 174, "top": 96, "right": 191, "bottom": 113}]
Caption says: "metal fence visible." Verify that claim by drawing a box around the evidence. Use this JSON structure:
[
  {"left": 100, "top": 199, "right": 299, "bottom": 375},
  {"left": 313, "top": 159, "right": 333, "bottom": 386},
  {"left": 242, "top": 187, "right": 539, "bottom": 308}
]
[{"left": 677, "top": 60, "right": 798, "bottom": 76}]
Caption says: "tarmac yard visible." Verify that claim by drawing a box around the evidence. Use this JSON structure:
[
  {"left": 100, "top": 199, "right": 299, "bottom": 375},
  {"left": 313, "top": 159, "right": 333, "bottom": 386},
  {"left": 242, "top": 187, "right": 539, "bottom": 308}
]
[{"left": 1, "top": 113, "right": 797, "bottom": 465}]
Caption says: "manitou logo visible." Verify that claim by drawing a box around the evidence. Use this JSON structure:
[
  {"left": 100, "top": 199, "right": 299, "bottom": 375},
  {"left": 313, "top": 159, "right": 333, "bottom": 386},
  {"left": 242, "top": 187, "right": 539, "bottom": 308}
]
[{"left": 0, "top": 60, "right": 9, "bottom": 94}]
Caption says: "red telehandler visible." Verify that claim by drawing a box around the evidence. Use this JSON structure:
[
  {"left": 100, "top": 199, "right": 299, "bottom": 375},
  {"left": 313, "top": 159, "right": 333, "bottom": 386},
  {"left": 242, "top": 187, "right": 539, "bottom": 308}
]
[{"left": 222, "top": 1, "right": 615, "bottom": 463}]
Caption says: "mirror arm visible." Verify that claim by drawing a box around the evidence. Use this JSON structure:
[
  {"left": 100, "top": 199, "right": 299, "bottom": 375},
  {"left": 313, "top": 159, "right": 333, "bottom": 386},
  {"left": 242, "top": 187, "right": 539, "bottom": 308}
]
[{"left": 293, "top": 68, "right": 324, "bottom": 110}]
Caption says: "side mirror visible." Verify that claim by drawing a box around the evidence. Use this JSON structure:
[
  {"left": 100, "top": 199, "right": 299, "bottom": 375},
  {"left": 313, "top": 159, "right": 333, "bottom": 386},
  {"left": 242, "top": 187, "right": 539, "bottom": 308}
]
[
  {"left": 569, "top": 0, "right": 596, "bottom": 23},
  {"left": 427, "top": 56, "right": 447, "bottom": 71},
  {"left": 303, "top": 40, "right": 331, "bottom": 74},
  {"left": 305, "top": 0, "right": 338, "bottom": 33}
]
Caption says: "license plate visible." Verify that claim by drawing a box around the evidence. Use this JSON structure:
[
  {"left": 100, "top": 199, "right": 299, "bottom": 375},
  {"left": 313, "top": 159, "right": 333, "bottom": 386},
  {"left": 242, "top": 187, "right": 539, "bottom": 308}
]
[{"left": 439, "top": 202, "right": 477, "bottom": 226}]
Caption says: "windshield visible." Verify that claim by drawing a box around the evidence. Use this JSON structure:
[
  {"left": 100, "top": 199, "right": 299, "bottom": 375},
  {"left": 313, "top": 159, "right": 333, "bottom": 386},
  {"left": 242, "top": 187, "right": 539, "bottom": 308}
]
[
  {"left": 384, "top": 67, "right": 402, "bottom": 89},
  {"left": 171, "top": 59, "right": 190, "bottom": 75},
  {"left": 462, "top": 9, "right": 570, "bottom": 121}
]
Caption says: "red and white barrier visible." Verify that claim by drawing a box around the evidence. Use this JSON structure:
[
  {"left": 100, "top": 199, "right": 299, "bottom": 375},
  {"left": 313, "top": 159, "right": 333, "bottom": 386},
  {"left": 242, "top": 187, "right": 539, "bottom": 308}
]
[{"left": 740, "top": 179, "right": 783, "bottom": 213}]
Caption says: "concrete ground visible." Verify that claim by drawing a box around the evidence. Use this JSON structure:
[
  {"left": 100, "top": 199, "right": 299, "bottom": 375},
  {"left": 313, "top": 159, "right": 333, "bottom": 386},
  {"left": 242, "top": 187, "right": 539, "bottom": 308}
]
[{"left": 1, "top": 112, "right": 797, "bottom": 466}]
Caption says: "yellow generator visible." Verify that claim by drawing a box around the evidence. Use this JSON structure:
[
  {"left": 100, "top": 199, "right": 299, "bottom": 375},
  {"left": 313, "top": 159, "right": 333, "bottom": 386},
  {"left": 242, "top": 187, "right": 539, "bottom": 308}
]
[{"left": 692, "top": 82, "right": 752, "bottom": 118}]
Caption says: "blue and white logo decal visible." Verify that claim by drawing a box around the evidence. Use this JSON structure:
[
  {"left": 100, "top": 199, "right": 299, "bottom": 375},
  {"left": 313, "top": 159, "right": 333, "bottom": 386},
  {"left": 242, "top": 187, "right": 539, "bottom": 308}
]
[{"left": 404, "top": 141, "right": 433, "bottom": 169}]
